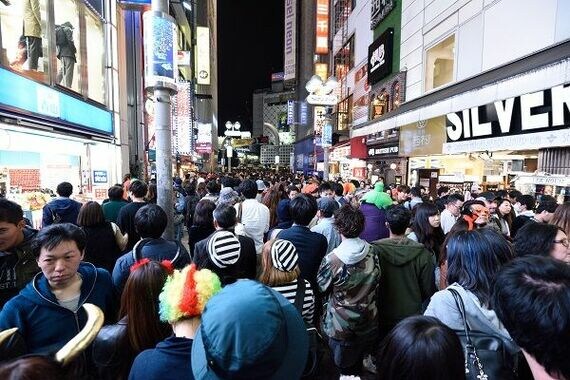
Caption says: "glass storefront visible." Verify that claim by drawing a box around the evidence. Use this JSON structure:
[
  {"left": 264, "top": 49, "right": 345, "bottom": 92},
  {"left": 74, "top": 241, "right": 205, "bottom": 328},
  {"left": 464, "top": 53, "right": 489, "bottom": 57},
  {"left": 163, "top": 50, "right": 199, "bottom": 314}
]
[{"left": 0, "top": 0, "right": 106, "bottom": 104}]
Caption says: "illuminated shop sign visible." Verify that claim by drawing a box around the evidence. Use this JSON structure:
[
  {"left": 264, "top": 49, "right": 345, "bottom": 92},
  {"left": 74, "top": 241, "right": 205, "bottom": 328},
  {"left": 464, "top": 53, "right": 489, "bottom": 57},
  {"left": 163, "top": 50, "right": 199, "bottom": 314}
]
[
  {"left": 444, "top": 83, "right": 570, "bottom": 153},
  {"left": 196, "top": 27, "right": 211, "bottom": 85},
  {"left": 0, "top": 68, "right": 112, "bottom": 135},
  {"left": 371, "top": 0, "right": 395, "bottom": 29},
  {"left": 315, "top": 0, "right": 329, "bottom": 54},
  {"left": 368, "top": 145, "right": 399, "bottom": 156},
  {"left": 368, "top": 28, "right": 393, "bottom": 85}
]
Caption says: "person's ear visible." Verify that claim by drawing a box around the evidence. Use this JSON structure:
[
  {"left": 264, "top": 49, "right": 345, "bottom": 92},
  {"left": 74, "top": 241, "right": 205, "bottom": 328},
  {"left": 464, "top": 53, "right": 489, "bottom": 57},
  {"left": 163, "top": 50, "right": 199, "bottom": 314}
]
[
  {"left": 80, "top": 250, "right": 85, "bottom": 261},
  {"left": 213, "top": 219, "right": 219, "bottom": 229},
  {"left": 17, "top": 220, "right": 26, "bottom": 230}
]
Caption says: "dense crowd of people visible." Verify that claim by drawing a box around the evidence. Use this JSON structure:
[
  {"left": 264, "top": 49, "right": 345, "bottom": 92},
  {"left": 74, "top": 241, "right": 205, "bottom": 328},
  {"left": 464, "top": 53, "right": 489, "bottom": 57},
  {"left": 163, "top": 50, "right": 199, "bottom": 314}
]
[{"left": 0, "top": 171, "right": 568, "bottom": 380}]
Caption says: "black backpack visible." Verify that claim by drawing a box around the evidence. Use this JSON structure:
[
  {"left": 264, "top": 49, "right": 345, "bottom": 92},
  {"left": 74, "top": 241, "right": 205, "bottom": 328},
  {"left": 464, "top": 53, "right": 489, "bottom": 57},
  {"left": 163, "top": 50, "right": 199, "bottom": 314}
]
[
  {"left": 293, "top": 279, "right": 323, "bottom": 379},
  {"left": 55, "top": 25, "right": 68, "bottom": 46},
  {"left": 131, "top": 238, "right": 185, "bottom": 266}
]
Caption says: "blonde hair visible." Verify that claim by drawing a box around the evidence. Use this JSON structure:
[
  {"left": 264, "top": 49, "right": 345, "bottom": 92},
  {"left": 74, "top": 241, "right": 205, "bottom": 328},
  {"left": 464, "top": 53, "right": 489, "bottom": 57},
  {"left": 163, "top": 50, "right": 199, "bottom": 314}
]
[{"left": 258, "top": 239, "right": 300, "bottom": 286}]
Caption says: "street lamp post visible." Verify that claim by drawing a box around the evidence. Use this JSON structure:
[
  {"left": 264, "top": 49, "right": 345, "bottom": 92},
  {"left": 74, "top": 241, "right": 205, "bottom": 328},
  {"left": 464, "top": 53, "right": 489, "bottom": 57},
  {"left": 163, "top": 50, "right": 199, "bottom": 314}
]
[
  {"left": 224, "top": 121, "right": 241, "bottom": 174},
  {"left": 305, "top": 75, "right": 339, "bottom": 181}
]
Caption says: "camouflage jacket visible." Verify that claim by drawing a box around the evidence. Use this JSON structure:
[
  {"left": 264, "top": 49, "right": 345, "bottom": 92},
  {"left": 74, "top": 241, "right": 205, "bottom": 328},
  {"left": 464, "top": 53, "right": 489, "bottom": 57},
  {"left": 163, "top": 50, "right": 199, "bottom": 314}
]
[{"left": 317, "top": 238, "right": 381, "bottom": 342}]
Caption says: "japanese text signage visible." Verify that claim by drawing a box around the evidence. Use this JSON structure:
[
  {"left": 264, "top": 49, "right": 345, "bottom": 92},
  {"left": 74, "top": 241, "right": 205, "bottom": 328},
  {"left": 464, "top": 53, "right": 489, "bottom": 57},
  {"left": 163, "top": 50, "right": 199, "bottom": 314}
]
[
  {"left": 368, "top": 28, "right": 393, "bottom": 85},
  {"left": 443, "top": 83, "right": 570, "bottom": 153},
  {"left": 284, "top": 0, "right": 297, "bottom": 82},
  {"left": 93, "top": 170, "right": 108, "bottom": 184},
  {"left": 371, "top": 0, "right": 396, "bottom": 29},
  {"left": 196, "top": 27, "right": 211, "bottom": 85},
  {"left": 315, "top": 0, "right": 329, "bottom": 54}
]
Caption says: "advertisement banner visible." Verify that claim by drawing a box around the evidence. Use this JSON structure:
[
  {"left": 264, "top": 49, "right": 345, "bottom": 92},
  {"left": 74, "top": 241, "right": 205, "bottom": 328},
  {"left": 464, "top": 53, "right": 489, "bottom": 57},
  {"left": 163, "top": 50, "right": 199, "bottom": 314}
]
[
  {"left": 173, "top": 82, "right": 192, "bottom": 155},
  {"left": 400, "top": 117, "right": 446, "bottom": 156},
  {"left": 368, "top": 28, "right": 393, "bottom": 85},
  {"left": 315, "top": 0, "right": 329, "bottom": 54},
  {"left": 322, "top": 122, "right": 333, "bottom": 147},
  {"left": 143, "top": 12, "right": 177, "bottom": 87},
  {"left": 284, "top": 0, "right": 297, "bottom": 82},
  {"left": 196, "top": 27, "right": 211, "bottom": 85},
  {"left": 352, "top": 63, "right": 370, "bottom": 125},
  {"left": 196, "top": 123, "right": 212, "bottom": 153},
  {"left": 314, "top": 106, "right": 326, "bottom": 135}
]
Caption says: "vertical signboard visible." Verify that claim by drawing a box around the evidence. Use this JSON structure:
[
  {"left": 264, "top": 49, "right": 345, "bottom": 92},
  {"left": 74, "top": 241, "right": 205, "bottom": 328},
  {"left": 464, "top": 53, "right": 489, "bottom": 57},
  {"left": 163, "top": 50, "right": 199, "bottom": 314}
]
[
  {"left": 196, "top": 123, "right": 212, "bottom": 153},
  {"left": 173, "top": 82, "right": 192, "bottom": 155},
  {"left": 284, "top": 0, "right": 297, "bottom": 82},
  {"left": 368, "top": 28, "right": 394, "bottom": 85},
  {"left": 196, "top": 27, "right": 211, "bottom": 85},
  {"left": 315, "top": 0, "right": 329, "bottom": 54},
  {"left": 143, "top": 12, "right": 178, "bottom": 87}
]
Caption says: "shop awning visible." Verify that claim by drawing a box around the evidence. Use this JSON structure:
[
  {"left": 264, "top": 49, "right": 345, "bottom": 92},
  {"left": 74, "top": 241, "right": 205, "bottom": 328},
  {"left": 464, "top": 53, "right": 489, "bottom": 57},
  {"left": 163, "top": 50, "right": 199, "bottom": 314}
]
[{"left": 351, "top": 39, "right": 570, "bottom": 138}]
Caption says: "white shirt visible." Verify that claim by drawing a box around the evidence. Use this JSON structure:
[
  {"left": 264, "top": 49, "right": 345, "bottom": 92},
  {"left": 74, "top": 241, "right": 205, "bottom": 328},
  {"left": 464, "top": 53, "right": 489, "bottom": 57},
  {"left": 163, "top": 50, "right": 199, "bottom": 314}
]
[
  {"left": 235, "top": 199, "right": 270, "bottom": 254},
  {"left": 440, "top": 209, "right": 457, "bottom": 234}
]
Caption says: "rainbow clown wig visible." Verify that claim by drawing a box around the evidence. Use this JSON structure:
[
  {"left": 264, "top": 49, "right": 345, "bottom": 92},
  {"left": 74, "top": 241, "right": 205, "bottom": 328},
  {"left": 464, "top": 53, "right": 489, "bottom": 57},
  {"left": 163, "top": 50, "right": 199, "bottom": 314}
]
[{"left": 158, "top": 264, "right": 222, "bottom": 324}]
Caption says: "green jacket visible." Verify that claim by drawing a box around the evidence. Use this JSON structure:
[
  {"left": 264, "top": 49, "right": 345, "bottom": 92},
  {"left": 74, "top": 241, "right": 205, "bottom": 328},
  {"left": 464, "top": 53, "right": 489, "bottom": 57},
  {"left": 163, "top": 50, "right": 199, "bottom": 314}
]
[
  {"left": 372, "top": 236, "right": 436, "bottom": 329},
  {"left": 23, "top": 0, "right": 42, "bottom": 38},
  {"left": 0, "top": 227, "right": 39, "bottom": 307}
]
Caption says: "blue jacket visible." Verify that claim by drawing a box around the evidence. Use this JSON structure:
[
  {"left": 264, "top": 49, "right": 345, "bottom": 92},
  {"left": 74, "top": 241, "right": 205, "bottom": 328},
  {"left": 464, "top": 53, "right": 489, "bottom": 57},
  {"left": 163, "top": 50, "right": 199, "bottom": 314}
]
[
  {"left": 112, "top": 238, "right": 191, "bottom": 294},
  {"left": 42, "top": 197, "right": 82, "bottom": 226},
  {"left": 0, "top": 262, "right": 116, "bottom": 355},
  {"left": 277, "top": 225, "right": 328, "bottom": 286},
  {"left": 129, "top": 336, "right": 194, "bottom": 380}
]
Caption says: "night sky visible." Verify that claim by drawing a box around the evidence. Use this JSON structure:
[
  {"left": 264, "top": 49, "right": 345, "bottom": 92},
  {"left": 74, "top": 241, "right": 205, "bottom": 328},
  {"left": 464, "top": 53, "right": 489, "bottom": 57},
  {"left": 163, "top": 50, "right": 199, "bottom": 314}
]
[{"left": 217, "top": 0, "right": 284, "bottom": 136}]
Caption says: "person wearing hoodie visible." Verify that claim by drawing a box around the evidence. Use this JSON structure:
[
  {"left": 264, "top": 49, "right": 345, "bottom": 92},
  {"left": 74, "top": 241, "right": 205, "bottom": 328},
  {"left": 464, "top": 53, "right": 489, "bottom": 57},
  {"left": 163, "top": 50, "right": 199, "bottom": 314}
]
[
  {"left": 42, "top": 182, "right": 82, "bottom": 227},
  {"left": 0, "top": 223, "right": 116, "bottom": 356},
  {"left": 266, "top": 199, "right": 293, "bottom": 240},
  {"left": 372, "top": 205, "right": 436, "bottom": 339},
  {"left": 317, "top": 204, "right": 381, "bottom": 376},
  {"left": 359, "top": 182, "right": 391, "bottom": 243},
  {"left": 0, "top": 199, "right": 39, "bottom": 307}
]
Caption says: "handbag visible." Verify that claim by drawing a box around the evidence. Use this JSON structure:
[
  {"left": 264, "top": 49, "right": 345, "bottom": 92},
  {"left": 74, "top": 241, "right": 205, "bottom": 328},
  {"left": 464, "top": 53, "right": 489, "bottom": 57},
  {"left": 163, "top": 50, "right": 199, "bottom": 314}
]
[{"left": 449, "top": 288, "right": 517, "bottom": 380}]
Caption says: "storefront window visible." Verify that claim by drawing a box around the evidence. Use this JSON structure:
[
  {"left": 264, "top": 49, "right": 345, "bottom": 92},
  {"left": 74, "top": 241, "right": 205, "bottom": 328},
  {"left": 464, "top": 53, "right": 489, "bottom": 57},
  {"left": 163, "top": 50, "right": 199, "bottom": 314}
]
[
  {"left": 334, "top": 35, "right": 354, "bottom": 80},
  {"left": 54, "top": 0, "right": 80, "bottom": 92},
  {"left": 371, "top": 90, "right": 389, "bottom": 119},
  {"left": 336, "top": 94, "right": 352, "bottom": 131},
  {"left": 85, "top": 10, "right": 105, "bottom": 104},
  {"left": 425, "top": 34, "right": 455, "bottom": 91},
  {"left": 0, "top": 0, "right": 48, "bottom": 82}
]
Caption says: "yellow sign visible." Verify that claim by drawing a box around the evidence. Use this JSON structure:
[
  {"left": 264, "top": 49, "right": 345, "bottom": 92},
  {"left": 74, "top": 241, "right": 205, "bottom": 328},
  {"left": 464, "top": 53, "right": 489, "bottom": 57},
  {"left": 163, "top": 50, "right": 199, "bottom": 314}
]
[{"left": 232, "top": 138, "right": 254, "bottom": 147}]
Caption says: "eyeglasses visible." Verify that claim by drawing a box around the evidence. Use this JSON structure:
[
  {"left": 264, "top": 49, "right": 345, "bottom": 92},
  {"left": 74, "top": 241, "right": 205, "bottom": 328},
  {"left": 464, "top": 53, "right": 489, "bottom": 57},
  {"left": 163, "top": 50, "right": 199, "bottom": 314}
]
[{"left": 553, "top": 239, "right": 570, "bottom": 248}]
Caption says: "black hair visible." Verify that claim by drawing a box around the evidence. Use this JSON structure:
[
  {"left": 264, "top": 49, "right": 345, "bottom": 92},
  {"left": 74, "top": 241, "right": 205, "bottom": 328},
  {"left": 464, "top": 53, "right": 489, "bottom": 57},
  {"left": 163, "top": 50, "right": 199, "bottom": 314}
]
[
  {"left": 446, "top": 228, "right": 513, "bottom": 306},
  {"left": 445, "top": 193, "right": 463, "bottom": 205},
  {"left": 492, "top": 256, "right": 570, "bottom": 380},
  {"left": 437, "top": 186, "right": 449, "bottom": 197},
  {"left": 397, "top": 184, "right": 410, "bottom": 194},
  {"left": 508, "top": 190, "right": 522, "bottom": 200},
  {"left": 56, "top": 182, "right": 73, "bottom": 197},
  {"left": 460, "top": 199, "right": 486, "bottom": 216},
  {"left": 238, "top": 179, "right": 257, "bottom": 199},
  {"left": 0, "top": 198, "right": 24, "bottom": 224},
  {"left": 289, "top": 194, "right": 318, "bottom": 226},
  {"left": 410, "top": 186, "right": 422, "bottom": 198},
  {"left": 411, "top": 203, "right": 444, "bottom": 254},
  {"left": 514, "top": 223, "right": 562, "bottom": 258},
  {"left": 213, "top": 204, "right": 237, "bottom": 229},
  {"left": 536, "top": 200, "right": 558, "bottom": 214},
  {"left": 496, "top": 190, "right": 508, "bottom": 199},
  {"left": 31, "top": 223, "right": 87, "bottom": 258},
  {"left": 376, "top": 315, "right": 465, "bottom": 380},
  {"left": 334, "top": 205, "right": 364, "bottom": 238},
  {"left": 287, "top": 185, "right": 299, "bottom": 195},
  {"left": 107, "top": 185, "right": 124, "bottom": 201},
  {"left": 318, "top": 182, "right": 332, "bottom": 194},
  {"left": 128, "top": 180, "right": 148, "bottom": 198},
  {"left": 206, "top": 180, "right": 220, "bottom": 195},
  {"left": 332, "top": 182, "right": 344, "bottom": 197},
  {"left": 516, "top": 194, "right": 536, "bottom": 211},
  {"left": 385, "top": 205, "right": 412, "bottom": 236},
  {"left": 193, "top": 199, "right": 216, "bottom": 228},
  {"left": 134, "top": 204, "right": 167, "bottom": 239}
]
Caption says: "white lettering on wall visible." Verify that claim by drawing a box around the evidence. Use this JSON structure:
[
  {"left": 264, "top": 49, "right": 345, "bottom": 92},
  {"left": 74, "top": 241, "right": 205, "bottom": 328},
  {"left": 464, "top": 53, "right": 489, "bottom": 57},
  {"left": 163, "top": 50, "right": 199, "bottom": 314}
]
[
  {"left": 520, "top": 91, "right": 549, "bottom": 130},
  {"left": 471, "top": 107, "right": 492, "bottom": 137},
  {"left": 494, "top": 98, "right": 514, "bottom": 133},
  {"left": 551, "top": 84, "right": 570, "bottom": 126}
]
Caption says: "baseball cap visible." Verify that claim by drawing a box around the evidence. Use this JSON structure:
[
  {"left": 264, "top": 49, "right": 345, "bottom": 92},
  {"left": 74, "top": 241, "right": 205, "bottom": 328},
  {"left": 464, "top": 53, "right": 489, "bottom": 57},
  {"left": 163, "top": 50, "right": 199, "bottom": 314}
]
[
  {"left": 256, "top": 179, "right": 267, "bottom": 191},
  {"left": 191, "top": 280, "right": 308, "bottom": 379},
  {"left": 317, "top": 197, "right": 339, "bottom": 217},
  {"left": 207, "top": 231, "right": 241, "bottom": 268}
]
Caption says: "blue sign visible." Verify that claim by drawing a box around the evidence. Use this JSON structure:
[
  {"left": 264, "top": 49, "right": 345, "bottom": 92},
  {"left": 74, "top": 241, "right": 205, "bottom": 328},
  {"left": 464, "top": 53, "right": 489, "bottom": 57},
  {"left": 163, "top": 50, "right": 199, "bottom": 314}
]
[
  {"left": 143, "top": 12, "right": 177, "bottom": 88},
  {"left": 119, "top": 0, "right": 151, "bottom": 4},
  {"left": 93, "top": 170, "right": 108, "bottom": 184},
  {"left": 322, "top": 122, "right": 333, "bottom": 147},
  {"left": 0, "top": 68, "right": 113, "bottom": 135}
]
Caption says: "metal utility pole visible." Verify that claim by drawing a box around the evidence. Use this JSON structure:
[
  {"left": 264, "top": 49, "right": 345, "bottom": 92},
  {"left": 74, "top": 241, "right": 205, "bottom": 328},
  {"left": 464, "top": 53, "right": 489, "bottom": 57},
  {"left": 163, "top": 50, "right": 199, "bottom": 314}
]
[{"left": 147, "top": 0, "right": 177, "bottom": 239}]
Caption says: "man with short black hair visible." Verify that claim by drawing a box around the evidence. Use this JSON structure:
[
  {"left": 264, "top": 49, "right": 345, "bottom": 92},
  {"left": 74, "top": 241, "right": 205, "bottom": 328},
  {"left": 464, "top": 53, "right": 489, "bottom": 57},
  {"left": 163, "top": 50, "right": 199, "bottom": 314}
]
[
  {"left": 318, "top": 182, "right": 334, "bottom": 199},
  {"left": 403, "top": 187, "right": 423, "bottom": 210},
  {"left": 194, "top": 204, "right": 256, "bottom": 285},
  {"left": 102, "top": 185, "right": 128, "bottom": 223},
  {"left": 202, "top": 180, "right": 221, "bottom": 203},
  {"left": 440, "top": 193, "right": 464, "bottom": 234},
  {"left": 0, "top": 199, "right": 39, "bottom": 306},
  {"left": 492, "top": 256, "right": 570, "bottom": 380},
  {"left": 511, "top": 194, "right": 536, "bottom": 238},
  {"left": 372, "top": 205, "right": 436, "bottom": 339},
  {"left": 0, "top": 223, "right": 115, "bottom": 355},
  {"left": 116, "top": 180, "right": 148, "bottom": 252},
  {"left": 332, "top": 182, "right": 347, "bottom": 206},
  {"left": 42, "top": 181, "right": 82, "bottom": 227},
  {"left": 112, "top": 204, "right": 190, "bottom": 294},
  {"left": 278, "top": 194, "right": 328, "bottom": 286},
  {"left": 311, "top": 197, "right": 341, "bottom": 254},
  {"left": 235, "top": 179, "right": 269, "bottom": 254}
]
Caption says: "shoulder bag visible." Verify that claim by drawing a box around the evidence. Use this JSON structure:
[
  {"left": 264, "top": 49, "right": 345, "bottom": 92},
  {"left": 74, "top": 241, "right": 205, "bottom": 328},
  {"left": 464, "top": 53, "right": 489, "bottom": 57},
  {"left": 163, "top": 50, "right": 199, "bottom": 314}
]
[{"left": 449, "top": 288, "right": 517, "bottom": 380}]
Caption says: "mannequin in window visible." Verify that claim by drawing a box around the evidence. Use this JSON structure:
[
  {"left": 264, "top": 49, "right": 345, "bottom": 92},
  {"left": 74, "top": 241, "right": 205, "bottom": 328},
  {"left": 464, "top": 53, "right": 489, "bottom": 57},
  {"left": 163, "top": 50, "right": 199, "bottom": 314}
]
[
  {"left": 55, "top": 22, "right": 77, "bottom": 87},
  {"left": 23, "top": 0, "right": 42, "bottom": 71}
]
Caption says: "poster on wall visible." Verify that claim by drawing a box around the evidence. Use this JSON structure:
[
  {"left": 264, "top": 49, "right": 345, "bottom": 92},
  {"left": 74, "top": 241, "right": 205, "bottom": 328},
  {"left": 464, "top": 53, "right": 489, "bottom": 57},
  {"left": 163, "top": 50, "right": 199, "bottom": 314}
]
[
  {"left": 284, "top": 0, "right": 297, "bottom": 82},
  {"left": 173, "top": 82, "right": 192, "bottom": 154},
  {"left": 196, "top": 27, "right": 211, "bottom": 85},
  {"left": 196, "top": 123, "right": 212, "bottom": 154}
]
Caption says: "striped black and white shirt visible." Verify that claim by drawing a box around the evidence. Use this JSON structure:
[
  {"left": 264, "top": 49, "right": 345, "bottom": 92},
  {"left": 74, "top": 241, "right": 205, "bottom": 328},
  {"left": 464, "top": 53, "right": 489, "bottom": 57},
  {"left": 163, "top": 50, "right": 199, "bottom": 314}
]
[{"left": 272, "top": 279, "right": 315, "bottom": 324}]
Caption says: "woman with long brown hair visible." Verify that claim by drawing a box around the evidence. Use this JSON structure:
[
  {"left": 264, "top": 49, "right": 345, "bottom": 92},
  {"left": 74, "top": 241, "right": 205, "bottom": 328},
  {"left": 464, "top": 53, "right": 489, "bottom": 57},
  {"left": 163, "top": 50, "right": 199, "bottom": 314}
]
[
  {"left": 262, "top": 182, "right": 288, "bottom": 229},
  {"left": 551, "top": 202, "right": 570, "bottom": 237},
  {"left": 93, "top": 260, "right": 171, "bottom": 380}
]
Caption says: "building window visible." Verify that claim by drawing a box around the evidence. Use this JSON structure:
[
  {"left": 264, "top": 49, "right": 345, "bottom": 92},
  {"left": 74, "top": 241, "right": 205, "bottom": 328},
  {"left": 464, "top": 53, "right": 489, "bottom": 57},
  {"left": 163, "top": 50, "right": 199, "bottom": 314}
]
[
  {"left": 337, "top": 94, "right": 353, "bottom": 131},
  {"left": 334, "top": 35, "right": 354, "bottom": 80},
  {"left": 333, "top": 0, "right": 355, "bottom": 34},
  {"left": 0, "top": 0, "right": 49, "bottom": 82},
  {"left": 85, "top": 10, "right": 105, "bottom": 104},
  {"left": 54, "top": 0, "right": 81, "bottom": 91},
  {"left": 425, "top": 34, "right": 455, "bottom": 91}
]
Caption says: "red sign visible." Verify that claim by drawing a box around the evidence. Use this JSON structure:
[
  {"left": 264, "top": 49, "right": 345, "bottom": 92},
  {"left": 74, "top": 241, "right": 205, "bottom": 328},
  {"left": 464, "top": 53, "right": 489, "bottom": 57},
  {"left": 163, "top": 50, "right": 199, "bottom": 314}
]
[
  {"left": 353, "top": 167, "right": 366, "bottom": 179},
  {"left": 315, "top": 0, "right": 329, "bottom": 54}
]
